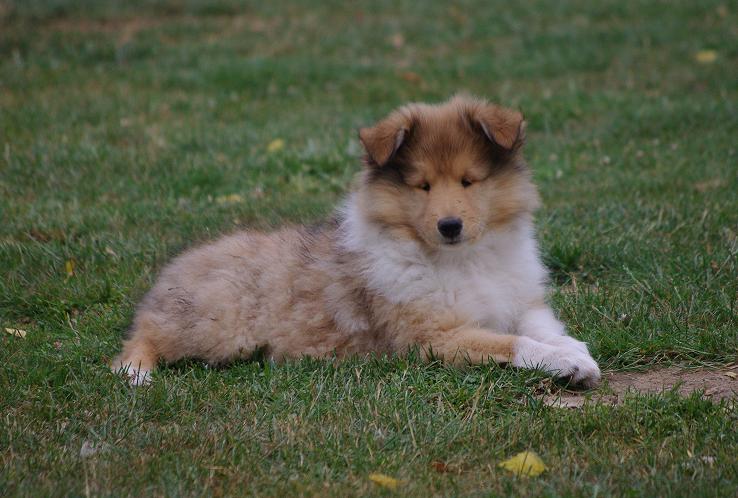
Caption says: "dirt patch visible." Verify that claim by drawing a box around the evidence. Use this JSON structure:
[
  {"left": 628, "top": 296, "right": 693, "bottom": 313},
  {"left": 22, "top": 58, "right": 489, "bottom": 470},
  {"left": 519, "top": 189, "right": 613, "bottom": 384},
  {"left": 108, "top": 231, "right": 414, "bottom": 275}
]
[{"left": 544, "top": 366, "right": 738, "bottom": 408}]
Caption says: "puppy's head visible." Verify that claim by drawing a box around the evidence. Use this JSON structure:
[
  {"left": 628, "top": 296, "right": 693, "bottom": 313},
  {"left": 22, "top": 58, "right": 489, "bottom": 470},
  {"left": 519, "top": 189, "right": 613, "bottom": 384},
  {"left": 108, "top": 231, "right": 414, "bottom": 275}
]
[{"left": 356, "top": 95, "right": 540, "bottom": 249}]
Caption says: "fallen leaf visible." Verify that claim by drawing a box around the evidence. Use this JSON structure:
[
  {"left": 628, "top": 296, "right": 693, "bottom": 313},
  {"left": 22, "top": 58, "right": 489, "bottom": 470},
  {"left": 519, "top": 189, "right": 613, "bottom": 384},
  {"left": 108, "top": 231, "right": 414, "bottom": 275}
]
[
  {"left": 215, "top": 194, "right": 244, "bottom": 205},
  {"left": 104, "top": 246, "right": 118, "bottom": 258},
  {"left": 266, "top": 138, "right": 285, "bottom": 153},
  {"left": 695, "top": 50, "right": 717, "bottom": 64},
  {"left": 4, "top": 327, "right": 27, "bottom": 338},
  {"left": 368, "top": 473, "right": 400, "bottom": 490},
  {"left": 724, "top": 372, "right": 737, "bottom": 379},
  {"left": 65, "top": 259, "right": 75, "bottom": 277},
  {"left": 400, "top": 71, "right": 422, "bottom": 84},
  {"left": 498, "top": 451, "right": 547, "bottom": 477}
]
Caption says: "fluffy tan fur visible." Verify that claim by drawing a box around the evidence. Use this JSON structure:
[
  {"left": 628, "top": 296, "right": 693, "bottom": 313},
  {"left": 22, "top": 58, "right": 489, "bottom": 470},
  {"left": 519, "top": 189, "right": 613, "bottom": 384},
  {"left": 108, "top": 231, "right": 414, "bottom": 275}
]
[{"left": 113, "top": 95, "right": 600, "bottom": 387}]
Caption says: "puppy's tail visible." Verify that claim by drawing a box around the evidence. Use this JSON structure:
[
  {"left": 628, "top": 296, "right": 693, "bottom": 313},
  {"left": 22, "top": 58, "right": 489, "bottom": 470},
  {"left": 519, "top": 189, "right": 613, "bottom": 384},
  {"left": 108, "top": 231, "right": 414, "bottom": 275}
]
[{"left": 111, "top": 331, "right": 158, "bottom": 386}]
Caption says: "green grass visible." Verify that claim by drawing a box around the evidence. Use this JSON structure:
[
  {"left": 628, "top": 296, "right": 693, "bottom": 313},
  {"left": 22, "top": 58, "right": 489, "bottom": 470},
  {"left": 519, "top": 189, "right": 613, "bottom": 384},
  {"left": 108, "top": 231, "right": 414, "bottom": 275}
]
[{"left": 1, "top": 1, "right": 737, "bottom": 496}]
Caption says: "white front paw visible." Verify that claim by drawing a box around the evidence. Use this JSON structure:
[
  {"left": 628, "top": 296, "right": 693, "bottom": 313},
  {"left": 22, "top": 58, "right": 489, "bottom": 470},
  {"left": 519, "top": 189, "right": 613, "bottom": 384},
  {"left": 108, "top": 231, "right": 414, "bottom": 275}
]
[
  {"left": 514, "top": 337, "right": 601, "bottom": 388},
  {"left": 550, "top": 350, "right": 601, "bottom": 388}
]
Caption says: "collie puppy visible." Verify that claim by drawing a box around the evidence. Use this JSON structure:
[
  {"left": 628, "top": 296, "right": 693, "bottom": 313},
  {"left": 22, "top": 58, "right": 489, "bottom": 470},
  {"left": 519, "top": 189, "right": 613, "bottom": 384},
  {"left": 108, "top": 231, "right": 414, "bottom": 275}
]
[{"left": 113, "top": 95, "right": 601, "bottom": 387}]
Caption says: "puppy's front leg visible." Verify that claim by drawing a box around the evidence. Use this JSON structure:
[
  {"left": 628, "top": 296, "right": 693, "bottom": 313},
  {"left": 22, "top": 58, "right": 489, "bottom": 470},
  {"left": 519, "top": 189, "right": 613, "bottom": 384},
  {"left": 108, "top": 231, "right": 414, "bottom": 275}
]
[
  {"left": 414, "top": 326, "right": 598, "bottom": 386},
  {"left": 419, "top": 326, "right": 518, "bottom": 365},
  {"left": 517, "top": 306, "right": 588, "bottom": 352}
]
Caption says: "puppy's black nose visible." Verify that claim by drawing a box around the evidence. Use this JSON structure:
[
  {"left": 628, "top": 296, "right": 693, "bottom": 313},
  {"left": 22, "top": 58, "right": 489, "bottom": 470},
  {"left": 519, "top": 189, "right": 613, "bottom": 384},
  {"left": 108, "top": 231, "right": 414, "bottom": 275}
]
[{"left": 437, "top": 217, "right": 463, "bottom": 239}]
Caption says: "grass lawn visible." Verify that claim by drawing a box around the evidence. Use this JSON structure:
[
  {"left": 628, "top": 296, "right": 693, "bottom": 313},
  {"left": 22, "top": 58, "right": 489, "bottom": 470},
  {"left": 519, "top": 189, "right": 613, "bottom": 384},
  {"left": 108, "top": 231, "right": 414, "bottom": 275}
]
[{"left": 1, "top": 0, "right": 737, "bottom": 496}]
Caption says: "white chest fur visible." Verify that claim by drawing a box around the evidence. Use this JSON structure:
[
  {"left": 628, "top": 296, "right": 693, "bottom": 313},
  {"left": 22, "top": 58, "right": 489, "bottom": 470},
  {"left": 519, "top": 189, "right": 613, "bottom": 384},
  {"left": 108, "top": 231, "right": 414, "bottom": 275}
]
[{"left": 339, "top": 198, "right": 549, "bottom": 333}]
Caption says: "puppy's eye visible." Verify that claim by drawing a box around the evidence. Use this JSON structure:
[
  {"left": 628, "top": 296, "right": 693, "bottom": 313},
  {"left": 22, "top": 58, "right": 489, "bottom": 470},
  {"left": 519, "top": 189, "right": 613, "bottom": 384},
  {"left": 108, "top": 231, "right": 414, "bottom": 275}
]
[
  {"left": 461, "top": 178, "right": 472, "bottom": 188},
  {"left": 420, "top": 182, "right": 431, "bottom": 192}
]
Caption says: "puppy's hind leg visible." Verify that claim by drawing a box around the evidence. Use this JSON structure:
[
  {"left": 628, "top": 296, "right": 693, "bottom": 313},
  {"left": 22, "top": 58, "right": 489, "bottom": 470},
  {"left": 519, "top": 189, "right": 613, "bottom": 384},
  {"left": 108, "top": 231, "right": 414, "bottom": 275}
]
[{"left": 111, "top": 323, "right": 159, "bottom": 386}]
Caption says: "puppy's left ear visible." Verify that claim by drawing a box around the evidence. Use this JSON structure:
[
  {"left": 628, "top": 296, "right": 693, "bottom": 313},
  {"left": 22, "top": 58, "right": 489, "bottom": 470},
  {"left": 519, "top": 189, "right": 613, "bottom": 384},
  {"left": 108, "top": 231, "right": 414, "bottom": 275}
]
[
  {"left": 471, "top": 105, "right": 525, "bottom": 151},
  {"left": 359, "top": 112, "right": 411, "bottom": 167}
]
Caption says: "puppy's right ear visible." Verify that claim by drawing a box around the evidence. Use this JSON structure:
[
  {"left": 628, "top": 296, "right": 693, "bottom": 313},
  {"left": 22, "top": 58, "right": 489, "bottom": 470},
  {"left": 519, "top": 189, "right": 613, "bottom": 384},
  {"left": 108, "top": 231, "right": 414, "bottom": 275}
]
[
  {"left": 470, "top": 104, "right": 525, "bottom": 151},
  {"left": 359, "top": 112, "right": 411, "bottom": 168}
]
